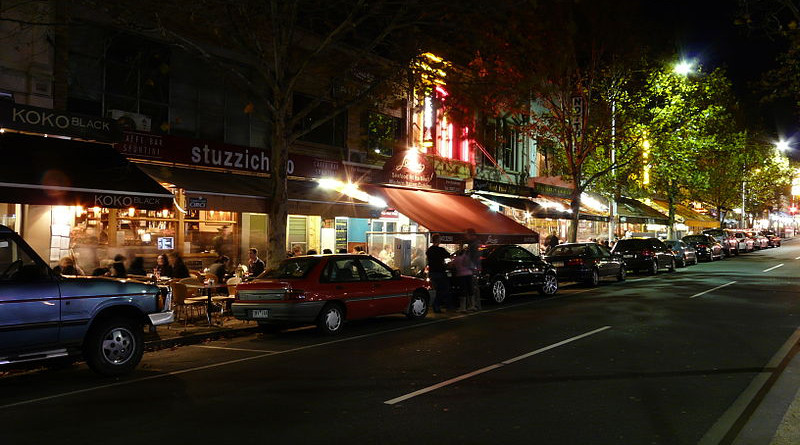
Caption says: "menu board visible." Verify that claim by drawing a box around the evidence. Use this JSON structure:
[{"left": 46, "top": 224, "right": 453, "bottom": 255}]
[{"left": 335, "top": 218, "right": 348, "bottom": 252}]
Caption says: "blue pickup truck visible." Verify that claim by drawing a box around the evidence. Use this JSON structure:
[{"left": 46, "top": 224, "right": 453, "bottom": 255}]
[{"left": 0, "top": 225, "right": 173, "bottom": 376}]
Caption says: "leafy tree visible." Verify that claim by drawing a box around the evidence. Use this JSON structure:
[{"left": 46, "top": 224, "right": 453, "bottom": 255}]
[
  {"left": 434, "top": 0, "right": 651, "bottom": 242},
  {"left": 640, "top": 65, "right": 742, "bottom": 236}
]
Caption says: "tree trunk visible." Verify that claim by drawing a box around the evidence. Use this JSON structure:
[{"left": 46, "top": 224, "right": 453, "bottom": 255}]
[
  {"left": 667, "top": 189, "right": 676, "bottom": 239},
  {"left": 266, "top": 120, "right": 289, "bottom": 269},
  {"left": 568, "top": 186, "right": 581, "bottom": 242}
]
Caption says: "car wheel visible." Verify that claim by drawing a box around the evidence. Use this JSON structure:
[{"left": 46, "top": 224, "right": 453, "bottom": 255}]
[
  {"left": 406, "top": 291, "right": 429, "bottom": 319},
  {"left": 586, "top": 269, "right": 600, "bottom": 287},
  {"left": 490, "top": 279, "right": 508, "bottom": 304},
  {"left": 317, "top": 303, "right": 345, "bottom": 335},
  {"left": 83, "top": 317, "right": 143, "bottom": 376},
  {"left": 649, "top": 260, "right": 658, "bottom": 275},
  {"left": 668, "top": 258, "right": 676, "bottom": 272},
  {"left": 617, "top": 266, "right": 626, "bottom": 282},
  {"left": 538, "top": 272, "right": 558, "bottom": 295}
]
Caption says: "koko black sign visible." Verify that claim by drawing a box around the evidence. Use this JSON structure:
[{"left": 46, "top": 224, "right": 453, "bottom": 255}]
[{"left": 0, "top": 101, "right": 122, "bottom": 142}]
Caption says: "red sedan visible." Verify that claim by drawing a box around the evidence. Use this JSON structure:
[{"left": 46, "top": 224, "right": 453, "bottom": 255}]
[{"left": 232, "top": 254, "right": 432, "bottom": 334}]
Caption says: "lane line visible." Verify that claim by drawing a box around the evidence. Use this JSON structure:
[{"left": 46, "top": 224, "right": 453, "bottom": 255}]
[
  {"left": 190, "top": 345, "right": 278, "bottom": 353},
  {"left": 794, "top": 256, "right": 800, "bottom": 260},
  {"left": 700, "top": 327, "right": 800, "bottom": 444},
  {"left": 763, "top": 264, "right": 784, "bottom": 272},
  {"left": 383, "top": 326, "right": 612, "bottom": 405},
  {"left": 689, "top": 281, "right": 738, "bottom": 299}
]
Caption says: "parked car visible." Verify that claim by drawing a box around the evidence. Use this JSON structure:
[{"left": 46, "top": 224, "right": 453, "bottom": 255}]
[
  {"left": 746, "top": 231, "right": 769, "bottom": 249},
  {"left": 664, "top": 240, "right": 697, "bottom": 267},
  {"left": 543, "top": 242, "right": 626, "bottom": 286},
  {"left": 761, "top": 230, "right": 782, "bottom": 247},
  {"left": 0, "top": 225, "right": 174, "bottom": 376},
  {"left": 451, "top": 244, "right": 558, "bottom": 304},
  {"left": 703, "top": 229, "right": 739, "bottom": 256},
  {"left": 232, "top": 254, "right": 432, "bottom": 334},
  {"left": 730, "top": 230, "right": 755, "bottom": 253},
  {"left": 611, "top": 238, "right": 676, "bottom": 274},
  {"left": 682, "top": 234, "right": 724, "bottom": 261}
]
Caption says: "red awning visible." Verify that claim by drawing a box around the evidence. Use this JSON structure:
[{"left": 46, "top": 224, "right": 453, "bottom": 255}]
[{"left": 364, "top": 185, "right": 539, "bottom": 244}]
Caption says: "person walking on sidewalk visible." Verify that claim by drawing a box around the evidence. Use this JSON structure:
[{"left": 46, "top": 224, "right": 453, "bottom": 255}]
[
  {"left": 426, "top": 233, "right": 451, "bottom": 313},
  {"left": 465, "top": 228, "right": 482, "bottom": 311}
]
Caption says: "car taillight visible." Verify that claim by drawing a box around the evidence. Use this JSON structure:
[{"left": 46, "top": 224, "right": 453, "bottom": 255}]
[
  {"left": 697, "top": 244, "right": 708, "bottom": 249},
  {"left": 640, "top": 250, "right": 653, "bottom": 256},
  {"left": 286, "top": 289, "right": 306, "bottom": 300},
  {"left": 566, "top": 258, "right": 584, "bottom": 266}
]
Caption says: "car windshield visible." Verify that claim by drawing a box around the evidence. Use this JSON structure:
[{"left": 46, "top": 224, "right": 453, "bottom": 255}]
[
  {"left": 683, "top": 235, "right": 707, "bottom": 243},
  {"left": 613, "top": 239, "right": 651, "bottom": 251},
  {"left": 704, "top": 229, "right": 723, "bottom": 237},
  {"left": 548, "top": 245, "right": 587, "bottom": 256},
  {"left": 664, "top": 241, "right": 680, "bottom": 248},
  {"left": 261, "top": 257, "right": 320, "bottom": 279}
]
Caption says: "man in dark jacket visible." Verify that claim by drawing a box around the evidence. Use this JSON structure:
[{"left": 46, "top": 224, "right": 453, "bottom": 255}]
[
  {"left": 248, "top": 248, "right": 265, "bottom": 277},
  {"left": 426, "top": 233, "right": 451, "bottom": 313}
]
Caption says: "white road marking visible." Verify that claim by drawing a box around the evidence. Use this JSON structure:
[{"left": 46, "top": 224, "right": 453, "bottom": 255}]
[
  {"left": 794, "top": 256, "right": 800, "bottom": 260},
  {"left": 700, "top": 327, "right": 800, "bottom": 444},
  {"left": 763, "top": 264, "right": 784, "bottom": 272},
  {"left": 190, "top": 345, "right": 278, "bottom": 353},
  {"left": 383, "top": 326, "right": 612, "bottom": 405},
  {"left": 689, "top": 281, "right": 738, "bottom": 299}
]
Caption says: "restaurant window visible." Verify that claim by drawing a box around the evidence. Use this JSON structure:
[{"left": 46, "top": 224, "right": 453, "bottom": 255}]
[
  {"left": 293, "top": 93, "right": 347, "bottom": 147},
  {"left": 365, "top": 112, "right": 401, "bottom": 157},
  {"left": 287, "top": 215, "right": 308, "bottom": 251}
]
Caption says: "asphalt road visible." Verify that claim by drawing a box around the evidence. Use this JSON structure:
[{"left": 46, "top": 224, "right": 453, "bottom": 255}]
[{"left": 2, "top": 242, "right": 799, "bottom": 445}]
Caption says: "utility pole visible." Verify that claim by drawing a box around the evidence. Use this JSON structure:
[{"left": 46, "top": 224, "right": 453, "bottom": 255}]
[
  {"left": 741, "top": 180, "right": 746, "bottom": 228},
  {"left": 608, "top": 99, "right": 616, "bottom": 243}
]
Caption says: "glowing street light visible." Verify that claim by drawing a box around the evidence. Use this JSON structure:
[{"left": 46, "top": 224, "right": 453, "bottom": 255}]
[
  {"left": 776, "top": 140, "right": 791, "bottom": 152},
  {"left": 673, "top": 60, "right": 694, "bottom": 76}
]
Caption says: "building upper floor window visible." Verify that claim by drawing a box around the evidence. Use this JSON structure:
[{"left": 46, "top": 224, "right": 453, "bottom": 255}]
[
  {"left": 365, "top": 111, "right": 402, "bottom": 157},
  {"left": 293, "top": 93, "right": 347, "bottom": 147}
]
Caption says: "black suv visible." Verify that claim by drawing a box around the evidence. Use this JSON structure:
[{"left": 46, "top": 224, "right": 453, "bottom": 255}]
[{"left": 611, "top": 238, "right": 676, "bottom": 274}]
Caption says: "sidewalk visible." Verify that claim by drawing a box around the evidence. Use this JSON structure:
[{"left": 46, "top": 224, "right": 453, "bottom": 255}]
[{"left": 144, "top": 315, "right": 259, "bottom": 351}]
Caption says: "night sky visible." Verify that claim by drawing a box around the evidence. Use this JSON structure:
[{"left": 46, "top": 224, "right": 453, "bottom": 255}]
[{"left": 643, "top": 0, "right": 796, "bottom": 142}]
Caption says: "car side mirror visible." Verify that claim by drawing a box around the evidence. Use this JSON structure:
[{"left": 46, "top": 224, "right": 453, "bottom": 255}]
[{"left": 392, "top": 269, "right": 402, "bottom": 279}]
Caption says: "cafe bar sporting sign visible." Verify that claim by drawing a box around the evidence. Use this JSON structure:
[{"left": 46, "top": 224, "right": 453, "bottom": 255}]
[{"left": 0, "top": 101, "right": 122, "bottom": 142}]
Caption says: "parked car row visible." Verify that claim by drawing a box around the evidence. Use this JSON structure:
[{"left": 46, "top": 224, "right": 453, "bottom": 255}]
[{"left": 233, "top": 228, "right": 783, "bottom": 335}]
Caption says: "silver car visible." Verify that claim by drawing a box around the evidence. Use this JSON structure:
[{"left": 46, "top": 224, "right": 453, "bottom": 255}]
[{"left": 665, "top": 240, "right": 697, "bottom": 267}]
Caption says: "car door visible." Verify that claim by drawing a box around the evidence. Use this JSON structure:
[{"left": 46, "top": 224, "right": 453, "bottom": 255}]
[
  {"left": 355, "top": 256, "right": 409, "bottom": 315},
  {"left": 0, "top": 234, "right": 61, "bottom": 355},
  {"left": 321, "top": 258, "right": 373, "bottom": 320},
  {"left": 594, "top": 244, "right": 616, "bottom": 277},
  {"left": 651, "top": 239, "right": 670, "bottom": 268},
  {"left": 498, "top": 246, "right": 539, "bottom": 291}
]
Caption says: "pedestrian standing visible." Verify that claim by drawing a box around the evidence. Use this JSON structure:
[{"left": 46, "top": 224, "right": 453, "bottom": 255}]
[
  {"left": 465, "top": 228, "right": 482, "bottom": 311},
  {"left": 426, "top": 233, "right": 451, "bottom": 313},
  {"left": 545, "top": 232, "right": 560, "bottom": 253},
  {"left": 449, "top": 247, "right": 473, "bottom": 312}
]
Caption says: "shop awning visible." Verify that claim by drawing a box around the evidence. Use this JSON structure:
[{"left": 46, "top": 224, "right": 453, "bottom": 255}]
[
  {"left": 138, "top": 164, "right": 271, "bottom": 213},
  {"left": 651, "top": 200, "right": 719, "bottom": 229},
  {"left": 533, "top": 194, "right": 609, "bottom": 222},
  {"left": 0, "top": 132, "right": 173, "bottom": 210},
  {"left": 617, "top": 197, "right": 669, "bottom": 225},
  {"left": 288, "top": 180, "right": 376, "bottom": 219},
  {"left": 364, "top": 185, "right": 539, "bottom": 244}
]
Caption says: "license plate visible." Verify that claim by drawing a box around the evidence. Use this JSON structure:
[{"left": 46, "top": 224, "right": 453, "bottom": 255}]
[
  {"left": 250, "top": 309, "right": 269, "bottom": 319},
  {"left": 623, "top": 254, "right": 634, "bottom": 258},
  {"left": 551, "top": 261, "right": 564, "bottom": 267}
]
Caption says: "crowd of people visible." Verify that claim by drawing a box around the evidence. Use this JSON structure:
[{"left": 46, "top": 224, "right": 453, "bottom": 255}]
[{"left": 425, "top": 228, "right": 482, "bottom": 314}]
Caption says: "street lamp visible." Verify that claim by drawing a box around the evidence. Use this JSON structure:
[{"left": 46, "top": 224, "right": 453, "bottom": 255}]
[
  {"left": 776, "top": 139, "right": 791, "bottom": 153},
  {"left": 673, "top": 60, "right": 694, "bottom": 76}
]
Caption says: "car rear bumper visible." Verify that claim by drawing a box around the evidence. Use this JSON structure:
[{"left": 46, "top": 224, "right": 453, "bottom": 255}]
[
  {"left": 232, "top": 301, "right": 325, "bottom": 323},
  {"left": 555, "top": 266, "right": 592, "bottom": 282}
]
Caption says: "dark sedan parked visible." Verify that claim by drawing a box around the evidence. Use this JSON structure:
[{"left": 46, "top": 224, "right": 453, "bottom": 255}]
[
  {"left": 543, "top": 243, "right": 626, "bottom": 286},
  {"left": 682, "top": 234, "right": 724, "bottom": 261},
  {"left": 611, "top": 238, "right": 676, "bottom": 274},
  {"left": 453, "top": 244, "right": 558, "bottom": 304}
]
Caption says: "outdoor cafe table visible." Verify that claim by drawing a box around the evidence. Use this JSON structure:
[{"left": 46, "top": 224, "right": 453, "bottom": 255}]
[{"left": 184, "top": 282, "right": 229, "bottom": 326}]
